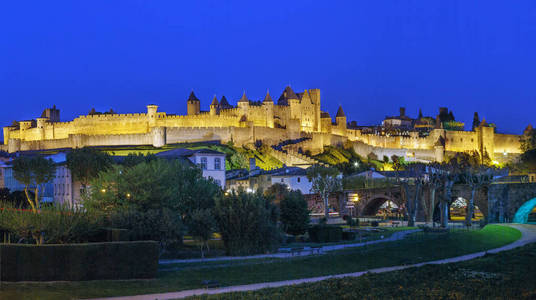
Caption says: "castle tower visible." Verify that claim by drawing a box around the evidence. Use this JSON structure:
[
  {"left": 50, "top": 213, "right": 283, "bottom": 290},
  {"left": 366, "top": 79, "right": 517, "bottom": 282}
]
[
  {"left": 237, "top": 91, "right": 249, "bottom": 113},
  {"left": 219, "top": 95, "right": 232, "bottom": 110},
  {"left": 41, "top": 105, "right": 60, "bottom": 122},
  {"left": 335, "top": 106, "right": 346, "bottom": 126},
  {"left": 147, "top": 104, "right": 159, "bottom": 127},
  {"left": 279, "top": 86, "right": 300, "bottom": 120},
  {"left": 210, "top": 96, "right": 219, "bottom": 116},
  {"left": 187, "top": 91, "right": 200, "bottom": 115},
  {"left": 36, "top": 117, "right": 48, "bottom": 140},
  {"left": 263, "top": 90, "right": 274, "bottom": 128},
  {"left": 309, "top": 89, "right": 321, "bottom": 132},
  {"left": 476, "top": 118, "right": 495, "bottom": 161}
]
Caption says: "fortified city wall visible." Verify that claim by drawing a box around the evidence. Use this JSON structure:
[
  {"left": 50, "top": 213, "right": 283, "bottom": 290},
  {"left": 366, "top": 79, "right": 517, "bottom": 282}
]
[{"left": 1, "top": 87, "right": 524, "bottom": 165}]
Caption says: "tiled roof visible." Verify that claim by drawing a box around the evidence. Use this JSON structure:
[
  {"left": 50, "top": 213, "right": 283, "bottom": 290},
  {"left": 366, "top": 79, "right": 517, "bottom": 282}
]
[{"left": 187, "top": 91, "right": 199, "bottom": 102}]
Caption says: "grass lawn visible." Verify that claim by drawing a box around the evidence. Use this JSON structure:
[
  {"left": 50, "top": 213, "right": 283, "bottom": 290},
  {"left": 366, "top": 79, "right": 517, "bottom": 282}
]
[
  {"left": 190, "top": 233, "right": 536, "bottom": 299},
  {"left": 0, "top": 225, "right": 521, "bottom": 300},
  {"left": 284, "top": 226, "right": 416, "bottom": 248}
]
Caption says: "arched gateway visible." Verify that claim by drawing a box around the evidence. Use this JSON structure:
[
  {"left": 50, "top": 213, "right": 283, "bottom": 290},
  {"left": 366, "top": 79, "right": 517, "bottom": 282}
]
[{"left": 513, "top": 198, "right": 536, "bottom": 224}]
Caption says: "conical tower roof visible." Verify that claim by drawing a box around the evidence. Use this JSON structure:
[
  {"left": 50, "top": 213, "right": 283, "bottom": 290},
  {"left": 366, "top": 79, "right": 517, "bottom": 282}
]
[
  {"left": 278, "top": 86, "right": 299, "bottom": 105},
  {"left": 211, "top": 96, "right": 219, "bottom": 106},
  {"left": 336, "top": 105, "right": 346, "bottom": 118},
  {"left": 188, "top": 91, "right": 199, "bottom": 102},
  {"left": 263, "top": 90, "right": 273, "bottom": 103},
  {"left": 220, "top": 95, "right": 231, "bottom": 108},
  {"left": 238, "top": 91, "right": 248, "bottom": 103}
]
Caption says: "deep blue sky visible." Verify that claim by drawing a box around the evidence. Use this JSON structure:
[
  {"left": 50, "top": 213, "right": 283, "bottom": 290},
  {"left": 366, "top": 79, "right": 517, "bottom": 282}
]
[{"left": 1, "top": 1, "right": 535, "bottom": 136}]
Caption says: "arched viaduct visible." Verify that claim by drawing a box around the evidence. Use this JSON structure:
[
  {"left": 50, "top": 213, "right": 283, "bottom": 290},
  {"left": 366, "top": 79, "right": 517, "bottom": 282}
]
[{"left": 342, "top": 183, "right": 536, "bottom": 223}]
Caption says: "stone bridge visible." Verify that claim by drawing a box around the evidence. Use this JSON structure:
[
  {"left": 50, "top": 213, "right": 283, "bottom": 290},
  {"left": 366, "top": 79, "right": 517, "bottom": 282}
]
[{"left": 341, "top": 182, "right": 536, "bottom": 223}]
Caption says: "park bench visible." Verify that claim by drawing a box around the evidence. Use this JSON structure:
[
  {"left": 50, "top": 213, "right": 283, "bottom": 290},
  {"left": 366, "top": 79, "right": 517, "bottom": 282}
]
[{"left": 202, "top": 280, "right": 220, "bottom": 289}]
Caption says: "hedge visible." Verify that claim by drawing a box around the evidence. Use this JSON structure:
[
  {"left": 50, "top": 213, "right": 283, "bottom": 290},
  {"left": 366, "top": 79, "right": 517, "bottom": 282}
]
[
  {"left": 0, "top": 241, "right": 159, "bottom": 281},
  {"left": 308, "top": 225, "right": 342, "bottom": 243}
]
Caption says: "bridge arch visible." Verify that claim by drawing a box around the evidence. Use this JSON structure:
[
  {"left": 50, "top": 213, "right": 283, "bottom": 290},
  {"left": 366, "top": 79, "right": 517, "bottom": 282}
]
[
  {"left": 513, "top": 198, "right": 536, "bottom": 224},
  {"left": 362, "top": 196, "right": 399, "bottom": 216}
]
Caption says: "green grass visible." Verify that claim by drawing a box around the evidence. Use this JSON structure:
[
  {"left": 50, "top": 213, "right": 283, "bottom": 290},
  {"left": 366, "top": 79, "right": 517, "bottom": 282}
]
[
  {"left": 0, "top": 225, "right": 521, "bottom": 300},
  {"left": 284, "top": 226, "right": 416, "bottom": 248},
  {"left": 189, "top": 230, "right": 536, "bottom": 299}
]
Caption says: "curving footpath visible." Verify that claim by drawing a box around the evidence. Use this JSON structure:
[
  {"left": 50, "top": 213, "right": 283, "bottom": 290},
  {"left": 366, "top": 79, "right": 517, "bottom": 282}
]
[
  {"left": 90, "top": 224, "right": 536, "bottom": 300},
  {"left": 160, "top": 229, "right": 421, "bottom": 264}
]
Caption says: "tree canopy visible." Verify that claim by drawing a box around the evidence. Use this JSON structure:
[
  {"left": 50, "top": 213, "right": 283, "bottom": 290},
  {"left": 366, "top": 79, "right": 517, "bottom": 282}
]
[
  {"left": 12, "top": 156, "right": 56, "bottom": 212},
  {"left": 66, "top": 147, "right": 113, "bottom": 188}
]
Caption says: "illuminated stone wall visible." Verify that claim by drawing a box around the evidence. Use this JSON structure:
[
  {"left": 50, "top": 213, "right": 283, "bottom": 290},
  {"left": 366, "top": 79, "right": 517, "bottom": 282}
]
[{"left": 0, "top": 88, "right": 524, "bottom": 165}]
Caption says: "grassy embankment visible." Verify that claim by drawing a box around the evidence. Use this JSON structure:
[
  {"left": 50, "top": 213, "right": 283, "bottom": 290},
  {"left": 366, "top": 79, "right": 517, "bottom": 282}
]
[
  {"left": 191, "top": 227, "right": 535, "bottom": 299},
  {"left": 0, "top": 225, "right": 521, "bottom": 300}
]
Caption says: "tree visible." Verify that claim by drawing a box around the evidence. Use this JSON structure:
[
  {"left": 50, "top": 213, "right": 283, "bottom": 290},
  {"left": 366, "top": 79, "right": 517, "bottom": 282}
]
[
  {"left": 520, "top": 149, "right": 536, "bottom": 172},
  {"left": 472, "top": 112, "right": 480, "bottom": 131},
  {"left": 188, "top": 208, "right": 217, "bottom": 258},
  {"left": 12, "top": 156, "right": 56, "bottom": 213},
  {"left": 84, "top": 159, "right": 221, "bottom": 244},
  {"left": 121, "top": 152, "right": 157, "bottom": 168},
  {"left": 265, "top": 183, "right": 289, "bottom": 205},
  {"left": 423, "top": 163, "right": 443, "bottom": 225},
  {"left": 280, "top": 190, "right": 310, "bottom": 236},
  {"left": 214, "top": 190, "right": 280, "bottom": 255},
  {"left": 520, "top": 126, "right": 536, "bottom": 152},
  {"left": 66, "top": 147, "right": 112, "bottom": 191},
  {"left": 461, "top": 164, "right": 494, "bottom": 227},
  {"left": 306, "top": 165, "right": 342, "bottom": 219},
  {"left": 395, "top": 163, "right": 426, "bottom": 227}
]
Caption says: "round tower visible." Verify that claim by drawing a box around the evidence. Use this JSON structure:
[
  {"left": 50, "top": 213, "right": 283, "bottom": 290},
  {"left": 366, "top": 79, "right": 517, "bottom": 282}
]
[
  {"left": 147, "top": 104, "right": 158, "bottom": 127},
  {"left": 187, "top": 91, "right": 200, "bottom": 115},
  {"left": 263, "top": 91, "right": 274, "bottom": 128},
  {"left": 36, "top": 117, "right": 48, "bottom": 139},
  {"left": 210, "top": 96, "right": 219, "bottom": 116},
  {"left": 237, "top": 91, "right": 249, "bottom": 114}
]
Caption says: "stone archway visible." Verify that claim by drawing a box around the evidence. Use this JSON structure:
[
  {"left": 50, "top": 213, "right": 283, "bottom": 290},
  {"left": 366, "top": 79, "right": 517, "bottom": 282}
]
[
  {"left": 362, "top": 197, "right": 390, "bottom": 216},
  {"left": 450, "top": 197, "right": 484, "bottom": 222},
  {"left": 513, "top": 198, "right": 536, "bottom": 224}
]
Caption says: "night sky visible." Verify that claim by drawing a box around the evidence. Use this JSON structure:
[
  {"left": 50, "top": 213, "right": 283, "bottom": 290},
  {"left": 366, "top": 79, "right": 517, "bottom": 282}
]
[{"left": 1, "top": 1, "right": 535, "bottom": 137}]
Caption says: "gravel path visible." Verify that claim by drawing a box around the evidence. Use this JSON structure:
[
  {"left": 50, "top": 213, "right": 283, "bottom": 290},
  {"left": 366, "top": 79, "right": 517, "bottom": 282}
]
[{"left": 89, "top": 224, "right": 536, "bottom": 300}]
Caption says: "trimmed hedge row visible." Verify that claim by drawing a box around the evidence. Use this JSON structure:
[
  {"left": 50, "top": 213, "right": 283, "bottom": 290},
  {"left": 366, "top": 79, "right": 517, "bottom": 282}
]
[{"left": 0, "top": 241, "right": 159, "bottom": 281}]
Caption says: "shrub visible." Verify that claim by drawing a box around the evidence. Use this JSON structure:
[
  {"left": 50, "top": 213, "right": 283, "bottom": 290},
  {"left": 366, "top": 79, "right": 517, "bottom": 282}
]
[
  {"left": 215, "top": 190, "right": 280, "bottom": 255},
  {"left": 108, "top": 208, "right": 183, "bottom": 248},
  {"left": 0, "top": 204, "right": 104, "bottom": 244},
  {"left": 308, "top": 225, "right": 342, "bottom": 243},
  {"left": 371, "top": 221, "right": 379, "bottom": 227},
  {"left": 342, "top": 231, "right": 356, "bottom": 241},
  {"left": 0, "top": 241, "right": 158, "bottom": 281},
  {"left": 343, "top": 215, "right": 358, "bottom": 227},
  {"left": 188, "top": 208, "right": 217, "bottom": 258},
  {"left": 280, "top": 190, "right": 310, "bottom": 236}
]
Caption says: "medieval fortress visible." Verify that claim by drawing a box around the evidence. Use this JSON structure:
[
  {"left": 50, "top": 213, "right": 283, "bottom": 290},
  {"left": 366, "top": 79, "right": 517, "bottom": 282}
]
[{"left": 0, "top": 86, "right": 523, "bottom": 166}]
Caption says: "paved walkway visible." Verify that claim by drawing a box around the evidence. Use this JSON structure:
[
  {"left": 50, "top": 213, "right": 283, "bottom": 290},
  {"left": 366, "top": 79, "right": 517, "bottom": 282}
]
[
  {"left": 91, "top": 224, "right": 536, "bottom": 300},
  {"left": 160, "top": 229, "right": 420, "bottom": 264}
]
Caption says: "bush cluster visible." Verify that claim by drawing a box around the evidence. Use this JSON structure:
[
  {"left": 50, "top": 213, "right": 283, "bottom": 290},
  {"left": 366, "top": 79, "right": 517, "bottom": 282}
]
[
  {"left": 215, "top": 190, "right": 280, "bottom": 255},
  {"left": 308, "top": 225, "right": 342, "bottom": 243}
]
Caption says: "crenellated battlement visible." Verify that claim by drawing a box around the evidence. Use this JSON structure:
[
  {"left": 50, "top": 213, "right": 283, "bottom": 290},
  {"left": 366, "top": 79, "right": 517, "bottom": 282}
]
[{"left": 0, "top": 86, "right": 525, "bottom": 164}]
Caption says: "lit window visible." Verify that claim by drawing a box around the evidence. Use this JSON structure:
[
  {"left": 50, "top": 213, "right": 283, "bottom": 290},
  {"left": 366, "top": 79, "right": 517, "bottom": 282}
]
[
  {"left": 215, "top": 158, "right": 221, "bottom": 170},
  {"left": 200, "top": 157, "right": 208, "bottom": 170}
]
